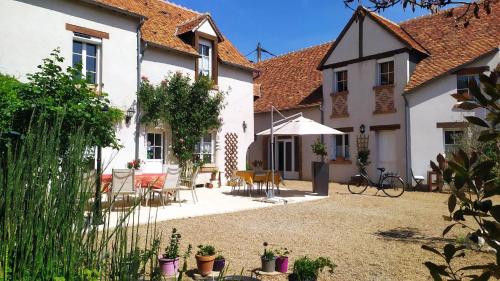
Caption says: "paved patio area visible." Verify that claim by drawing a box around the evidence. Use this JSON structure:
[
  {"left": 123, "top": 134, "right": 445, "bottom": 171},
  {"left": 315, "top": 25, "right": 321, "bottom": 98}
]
[{"left": 105, "top": 185, "right": 327, "bottom": 227}]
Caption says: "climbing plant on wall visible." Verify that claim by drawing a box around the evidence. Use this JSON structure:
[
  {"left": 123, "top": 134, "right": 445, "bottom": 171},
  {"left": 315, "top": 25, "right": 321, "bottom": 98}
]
[{"left": 137, "top": 73, "right": 226, "bottom": 166}]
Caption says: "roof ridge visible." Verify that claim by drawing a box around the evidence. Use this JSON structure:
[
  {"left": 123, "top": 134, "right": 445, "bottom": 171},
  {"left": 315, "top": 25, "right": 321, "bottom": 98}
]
[
  {"left": 258, "top": 41, "right": 335, "bottom": 64},
  {"left": 176, "top": 13, "right": 207, "bottom": 27},
  {"left": 161, "top": 0, "right": 201, "bottom": 15},
  {"left": 398, "top": 5, "right": 456, "bottom": 25}
]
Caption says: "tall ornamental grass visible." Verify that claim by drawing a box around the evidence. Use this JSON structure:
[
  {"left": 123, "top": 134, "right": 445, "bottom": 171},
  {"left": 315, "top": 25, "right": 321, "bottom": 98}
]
[{"left": 0, "top": 118, "right": 161, "bottom": 280}]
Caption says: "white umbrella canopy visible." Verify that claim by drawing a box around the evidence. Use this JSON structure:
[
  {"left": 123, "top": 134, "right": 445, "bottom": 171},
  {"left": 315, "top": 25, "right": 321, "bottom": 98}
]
[{"left": 257, "top": 116, "right": 345, "bottom": 136}]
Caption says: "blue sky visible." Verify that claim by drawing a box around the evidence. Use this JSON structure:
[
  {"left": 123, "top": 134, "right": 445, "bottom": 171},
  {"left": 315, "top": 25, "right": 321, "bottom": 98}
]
[{"left": 172, "top": 0, "right": 430, "bottom": 62}]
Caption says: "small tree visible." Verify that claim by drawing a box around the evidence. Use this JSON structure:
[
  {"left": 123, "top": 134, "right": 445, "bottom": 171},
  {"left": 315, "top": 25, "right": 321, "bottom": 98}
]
[
  {"left": 422, "top": 69, "right": 499, "bottom": 280},
  {"left": 311, "top": 138, "right": 328, "bottom": 162},
  {"left": 0, "top": 49, "right": 123, "bottom": 150},
  {"left": 138, "top": 73, "right": 225, "bottom": 166}
]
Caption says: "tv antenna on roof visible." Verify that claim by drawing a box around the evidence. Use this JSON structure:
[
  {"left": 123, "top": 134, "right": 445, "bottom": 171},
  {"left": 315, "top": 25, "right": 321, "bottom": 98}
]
[{"left": 245, "top": 42, "right": 276, "bottom": 63}]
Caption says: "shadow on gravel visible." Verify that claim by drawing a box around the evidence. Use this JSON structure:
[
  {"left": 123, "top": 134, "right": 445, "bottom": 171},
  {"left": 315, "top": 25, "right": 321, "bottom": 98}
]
[{"left": 374, "top": 227, "right": 454, "bottom": 245}]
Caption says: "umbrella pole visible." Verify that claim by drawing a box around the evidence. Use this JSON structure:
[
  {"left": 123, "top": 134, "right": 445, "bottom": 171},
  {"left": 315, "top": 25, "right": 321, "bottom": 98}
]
[{"left": 270, "top": 106, "right": 275, "bottom": 199}]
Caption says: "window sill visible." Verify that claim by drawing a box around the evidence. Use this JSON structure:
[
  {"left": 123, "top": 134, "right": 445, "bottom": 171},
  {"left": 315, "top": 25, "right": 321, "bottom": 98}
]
[
  {"left": 330, "top": 158, "right": 352, "bottom": 165},
  {"left": 373, "top": 84, "right": 395, "bottom": 91},
  {"left": 330, "top": 90, "right": 349, "bottom": 96}
]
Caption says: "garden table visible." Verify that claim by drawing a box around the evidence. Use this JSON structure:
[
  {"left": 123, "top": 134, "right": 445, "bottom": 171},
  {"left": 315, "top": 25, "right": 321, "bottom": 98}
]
[{"left": 101, "top": 173, "right": 165, "bottom": 192}]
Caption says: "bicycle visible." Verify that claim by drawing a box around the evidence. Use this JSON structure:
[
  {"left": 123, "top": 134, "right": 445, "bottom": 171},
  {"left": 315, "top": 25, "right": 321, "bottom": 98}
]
[{"left": 347, "top": 162, "right": 405, "bottom": 197}]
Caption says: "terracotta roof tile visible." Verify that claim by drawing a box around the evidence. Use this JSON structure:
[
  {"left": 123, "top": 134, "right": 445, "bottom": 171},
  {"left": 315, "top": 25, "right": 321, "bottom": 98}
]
[
  {"left": 254, "top": 42, "right": 334, "bottom": 113},
  {"left": 90, "top": 0, "right": 253, "bottom": 70},
  {"left": 400, "top": 2, "right": 500, "bottom": 92}
]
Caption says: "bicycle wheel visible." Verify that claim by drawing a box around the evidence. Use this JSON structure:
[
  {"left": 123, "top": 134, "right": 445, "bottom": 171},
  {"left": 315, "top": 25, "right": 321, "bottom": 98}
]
[
  {"left": 381, "top": 175, "right": 405, "bottom": 197},
  {"left": 348, "top": 175, "right": 369, "bottom": 194}
]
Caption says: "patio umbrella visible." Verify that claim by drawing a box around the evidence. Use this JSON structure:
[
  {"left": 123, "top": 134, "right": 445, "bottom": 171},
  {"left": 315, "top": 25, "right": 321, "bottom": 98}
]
[
  {"left": 256, "top": 113, "right": 344, "bottom": 202},
  {"left": 257, "top": 116, "right": 345, "bottom": 136}
]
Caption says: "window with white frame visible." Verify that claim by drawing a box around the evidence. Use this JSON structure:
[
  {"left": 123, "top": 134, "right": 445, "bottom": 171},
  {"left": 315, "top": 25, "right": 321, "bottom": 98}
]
[
  {"left": 335, "top": 70, "right": 348, "bottom": 92},
  {"left": 378, "top": 61, "right": 394, "bottom": 86},
  {"left": 457, "top": 74, "right": 479, "bottom": 96},
  {"left": 332, "top": 134, "right": 350, "bottom": 160},
  {"left": 198, "top": 42, "right": 212, "bottom": 78},
  {"left": 195, "top": 133, "right": 214, "bottom": 163},
  {"left": 146, "top": 133, "right": 163, "bottom": 160},
  {"left": 444, "top": 130, "right": 463, "bottom": 155},
  {"left": 72, "top": 40, "right": 99, "bottom": 84}
]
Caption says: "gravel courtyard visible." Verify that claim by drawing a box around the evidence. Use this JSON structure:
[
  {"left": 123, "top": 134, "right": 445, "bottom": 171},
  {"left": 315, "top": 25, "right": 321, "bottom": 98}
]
[{"left": 140, "top": 181, "right": 495, "bottom": 281}]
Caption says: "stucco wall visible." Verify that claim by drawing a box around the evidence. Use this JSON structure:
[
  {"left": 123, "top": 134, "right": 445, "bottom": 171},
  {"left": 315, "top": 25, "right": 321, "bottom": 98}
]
[
  {"left": 407, "top": 51, "right": 499, "bottom": 180},
  {"left": 0, "top": 0, "right": 140, "bottom": 173},
  {"left": 249, "top": 107, "right": 321, "bottom": 180},
  {"left": 217, "top": 64, "right": 255, "bottom": 173},
  {"left": 322, "top": 52, "right": 409, "bottom": 183}
]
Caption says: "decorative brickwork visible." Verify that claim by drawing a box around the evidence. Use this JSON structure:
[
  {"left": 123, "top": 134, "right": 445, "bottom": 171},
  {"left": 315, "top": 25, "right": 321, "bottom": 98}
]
[
  {"left": 330, "top": 91, "right": 349, "bottom": 118},
  {"left": 373, "top": 85, "right": 396, "bottom": 114}
]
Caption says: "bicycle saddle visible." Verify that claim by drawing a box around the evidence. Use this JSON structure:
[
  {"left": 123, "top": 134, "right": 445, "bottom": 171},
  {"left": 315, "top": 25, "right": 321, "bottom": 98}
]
[{"left": 377, "top": 167, "right": 385, "bottom": 172}]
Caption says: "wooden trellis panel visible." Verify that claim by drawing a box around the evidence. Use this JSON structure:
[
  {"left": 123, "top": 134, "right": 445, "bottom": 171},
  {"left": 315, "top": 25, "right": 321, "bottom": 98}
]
[
  {"left": 224, "top": 133, "right": 238, "bottom": 179},
  {"left": 357, "top": 134, "right": 369, "bottom": 151}
]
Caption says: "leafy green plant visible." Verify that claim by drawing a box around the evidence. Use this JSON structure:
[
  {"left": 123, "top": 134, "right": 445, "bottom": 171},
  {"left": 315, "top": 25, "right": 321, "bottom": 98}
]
[
  {"left": 177, "top": 244, "right": 193, "bottom": 281},
  {"left": 138, "top": 73, "right": 225, "bottom": 166},
  {"left": 0, "top": 49, "right": 122, "bottom": 150},
  {"left": 291, "top": 256, "right": 336, "bottom": 281},
  {"left": 422, "top": 69, "right": 499, "bottom": 280},
  {"left": 311, "top": 138, "right": 327, "bottom": 161},
  {"left": 261, "top": 242, "right": 276, "bottom": 260},
  {"left": 275, "top": 247, "right": 292, "bottom": 257},
  {"left": 197, "top": 245, "right": 216, "bottom": 257},
  {"left": 163, "top": 228, "right": 182, "bottom": 259}
]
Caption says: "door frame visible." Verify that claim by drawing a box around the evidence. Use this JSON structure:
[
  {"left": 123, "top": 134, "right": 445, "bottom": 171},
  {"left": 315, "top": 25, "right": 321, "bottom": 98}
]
[{"left": 274, "top": 136, "right": 299, "bottom": 179}]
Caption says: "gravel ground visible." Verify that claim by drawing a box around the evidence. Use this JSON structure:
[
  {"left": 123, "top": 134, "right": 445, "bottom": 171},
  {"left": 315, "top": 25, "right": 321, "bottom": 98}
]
[{"left": 138, "top": 181, "right": 495, "bottom": 281}]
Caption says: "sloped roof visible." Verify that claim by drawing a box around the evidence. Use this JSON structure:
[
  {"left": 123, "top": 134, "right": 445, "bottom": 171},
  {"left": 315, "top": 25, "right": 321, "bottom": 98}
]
[
  {"left": 254, "top": 42, "right": 334, "bottom": 113},
  {"left": 90, "top": 0, "right": 254, "bottom": 70},
  {"left": 401, "top": 3, "right": 500, "bottom": 92}
]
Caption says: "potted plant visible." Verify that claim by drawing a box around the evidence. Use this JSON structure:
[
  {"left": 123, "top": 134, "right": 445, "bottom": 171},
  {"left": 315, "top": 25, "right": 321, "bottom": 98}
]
[
  {"left": 211, "top": 168, "right": 219, "bottom": 181},
  {"left": 290, "top": 256, "right": 336, "bottom": 281},
  {"left": 311, "top": 138, "right": 329, "bottom": 195},
  {"left": 158, "top": 228, "right": 181, "bottom": 276},
  {"left": 127, "top": 158, "right": 142, "bottom": 170},
  {"left": 195, "top": 244, "right": 216, "bottom": 276},
  {"left": 275, "top": 247, "right": 291, "bottom": 273},
  {"left": 213, "top": 253, "right": 225, "bottom": 272},
  {"left": 260, "top": 242, "right": 276, "bottom": 273}
]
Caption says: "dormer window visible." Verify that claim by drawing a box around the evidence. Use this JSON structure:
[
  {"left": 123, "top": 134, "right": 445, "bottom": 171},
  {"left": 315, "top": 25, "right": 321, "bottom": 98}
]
[
  {"left": 335, "top": 70, "right": 348, "bottom": 92},
  {"left": 198, "top": 40, "right": 212, "bottom": 78}
]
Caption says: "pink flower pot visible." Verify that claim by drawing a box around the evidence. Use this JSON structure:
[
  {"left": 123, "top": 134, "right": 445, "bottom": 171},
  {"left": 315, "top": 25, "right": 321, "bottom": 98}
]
[
  {"left": 158, "top": 256, "right": 179, "bottom": 276},
  {"left": 276, "top": 256, "right": 289, "bottom": 273}
]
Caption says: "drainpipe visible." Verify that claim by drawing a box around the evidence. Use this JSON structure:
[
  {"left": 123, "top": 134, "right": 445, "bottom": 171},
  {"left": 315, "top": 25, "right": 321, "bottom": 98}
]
[
  {"left": 403, "top": 93, "right": 411, "bottom": 185},
  {"left": 135, "top": 17, "right": 146, "bottom": 159},
  {"left": 320, "top": 102, "right": 325, "bottom": 163}
]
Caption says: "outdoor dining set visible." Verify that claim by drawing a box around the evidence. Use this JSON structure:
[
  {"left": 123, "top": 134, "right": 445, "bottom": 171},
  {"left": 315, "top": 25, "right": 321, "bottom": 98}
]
[
  {"left": 100, "top": 165, "right": 199, "bottom": 208},
  {"left": 229, "top": 169, "right": 283, "bottom": 197}
]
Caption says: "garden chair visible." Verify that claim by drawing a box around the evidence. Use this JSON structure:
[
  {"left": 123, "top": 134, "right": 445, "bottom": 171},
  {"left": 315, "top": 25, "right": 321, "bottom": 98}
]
[
  {"left": 228, "top": 169, "right": 243, "bottom": 194},
  {"left": 109, "top": 169, "right": 137, "bottom": 208},
  {"left": 411, "top": 169, "right": 424, "bottom": 190},
  {"left": 151, "top": 166, "right": 181, "bottom": 207},
  {"left": 178, "top": 163, "right": 199, "bottom": 204}
]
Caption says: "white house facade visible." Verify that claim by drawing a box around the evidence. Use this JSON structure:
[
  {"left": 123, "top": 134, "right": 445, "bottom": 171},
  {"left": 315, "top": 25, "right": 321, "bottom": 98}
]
[
  {"left": 318, "top": 5, "right": 499, "bottom": 184},
  {"left": 0, "top": 0, "right": 255, "bottom": 183}
]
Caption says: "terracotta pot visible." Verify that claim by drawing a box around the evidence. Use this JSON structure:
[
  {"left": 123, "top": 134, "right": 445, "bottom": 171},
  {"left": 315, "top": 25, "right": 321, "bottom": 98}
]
[
  {"left": 261, "top": 256, "right": 276, "bottom": 273},
  {"left": 213, "top": 257, "right": 225, "bottom": 271},
  {"left": 158, "top": 256, "right": 179, "bottom": 276},
  {"left": 275, "top": 256, "right": 289, "bottom": 273},
  {"left": 196, "top": 254, "right": 216, "bottom": 276}
]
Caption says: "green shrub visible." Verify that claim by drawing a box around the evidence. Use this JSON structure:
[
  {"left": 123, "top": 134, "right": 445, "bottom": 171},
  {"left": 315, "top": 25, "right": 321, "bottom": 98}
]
[
  {"left": 292, "top": 256, "right": 336, "bottom": 281},
  {"left": 0, "top": 74, "right": 23, "bottom": 133},
  {"left": 197, "top": 245, "right": 216, "bottom": 256}
]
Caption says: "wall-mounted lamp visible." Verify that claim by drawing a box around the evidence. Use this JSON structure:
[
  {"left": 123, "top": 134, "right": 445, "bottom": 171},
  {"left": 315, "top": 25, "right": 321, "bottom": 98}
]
[
  {"left": 242, "top": 121, "right": 247, "bottom": 132},
  {"left": 125, "top": 105, "right": 136, "bottom": 125},
  {"left": 359, "top": 124, "right": 366, "bottom": 134}
]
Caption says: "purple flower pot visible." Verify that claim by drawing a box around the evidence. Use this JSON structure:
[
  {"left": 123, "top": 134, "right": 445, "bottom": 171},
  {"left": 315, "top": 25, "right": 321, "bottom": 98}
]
[
  {"left": 275, "top": 256, "right": 289, "bottom": 273},
  {"left": 213, "top": 258, "right": 225, "bottom": 271},
  {"left": 158, "top": 256, "right": 179, "bottom": 276}
]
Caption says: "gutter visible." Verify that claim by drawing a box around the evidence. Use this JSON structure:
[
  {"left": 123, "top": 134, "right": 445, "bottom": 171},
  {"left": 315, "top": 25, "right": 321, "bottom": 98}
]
[
  {"left": 403, "top": 93, "right": 411, "bottom": 186},
  {"left": 135, "top": 18, "right": 146, "bottom": 159}
]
